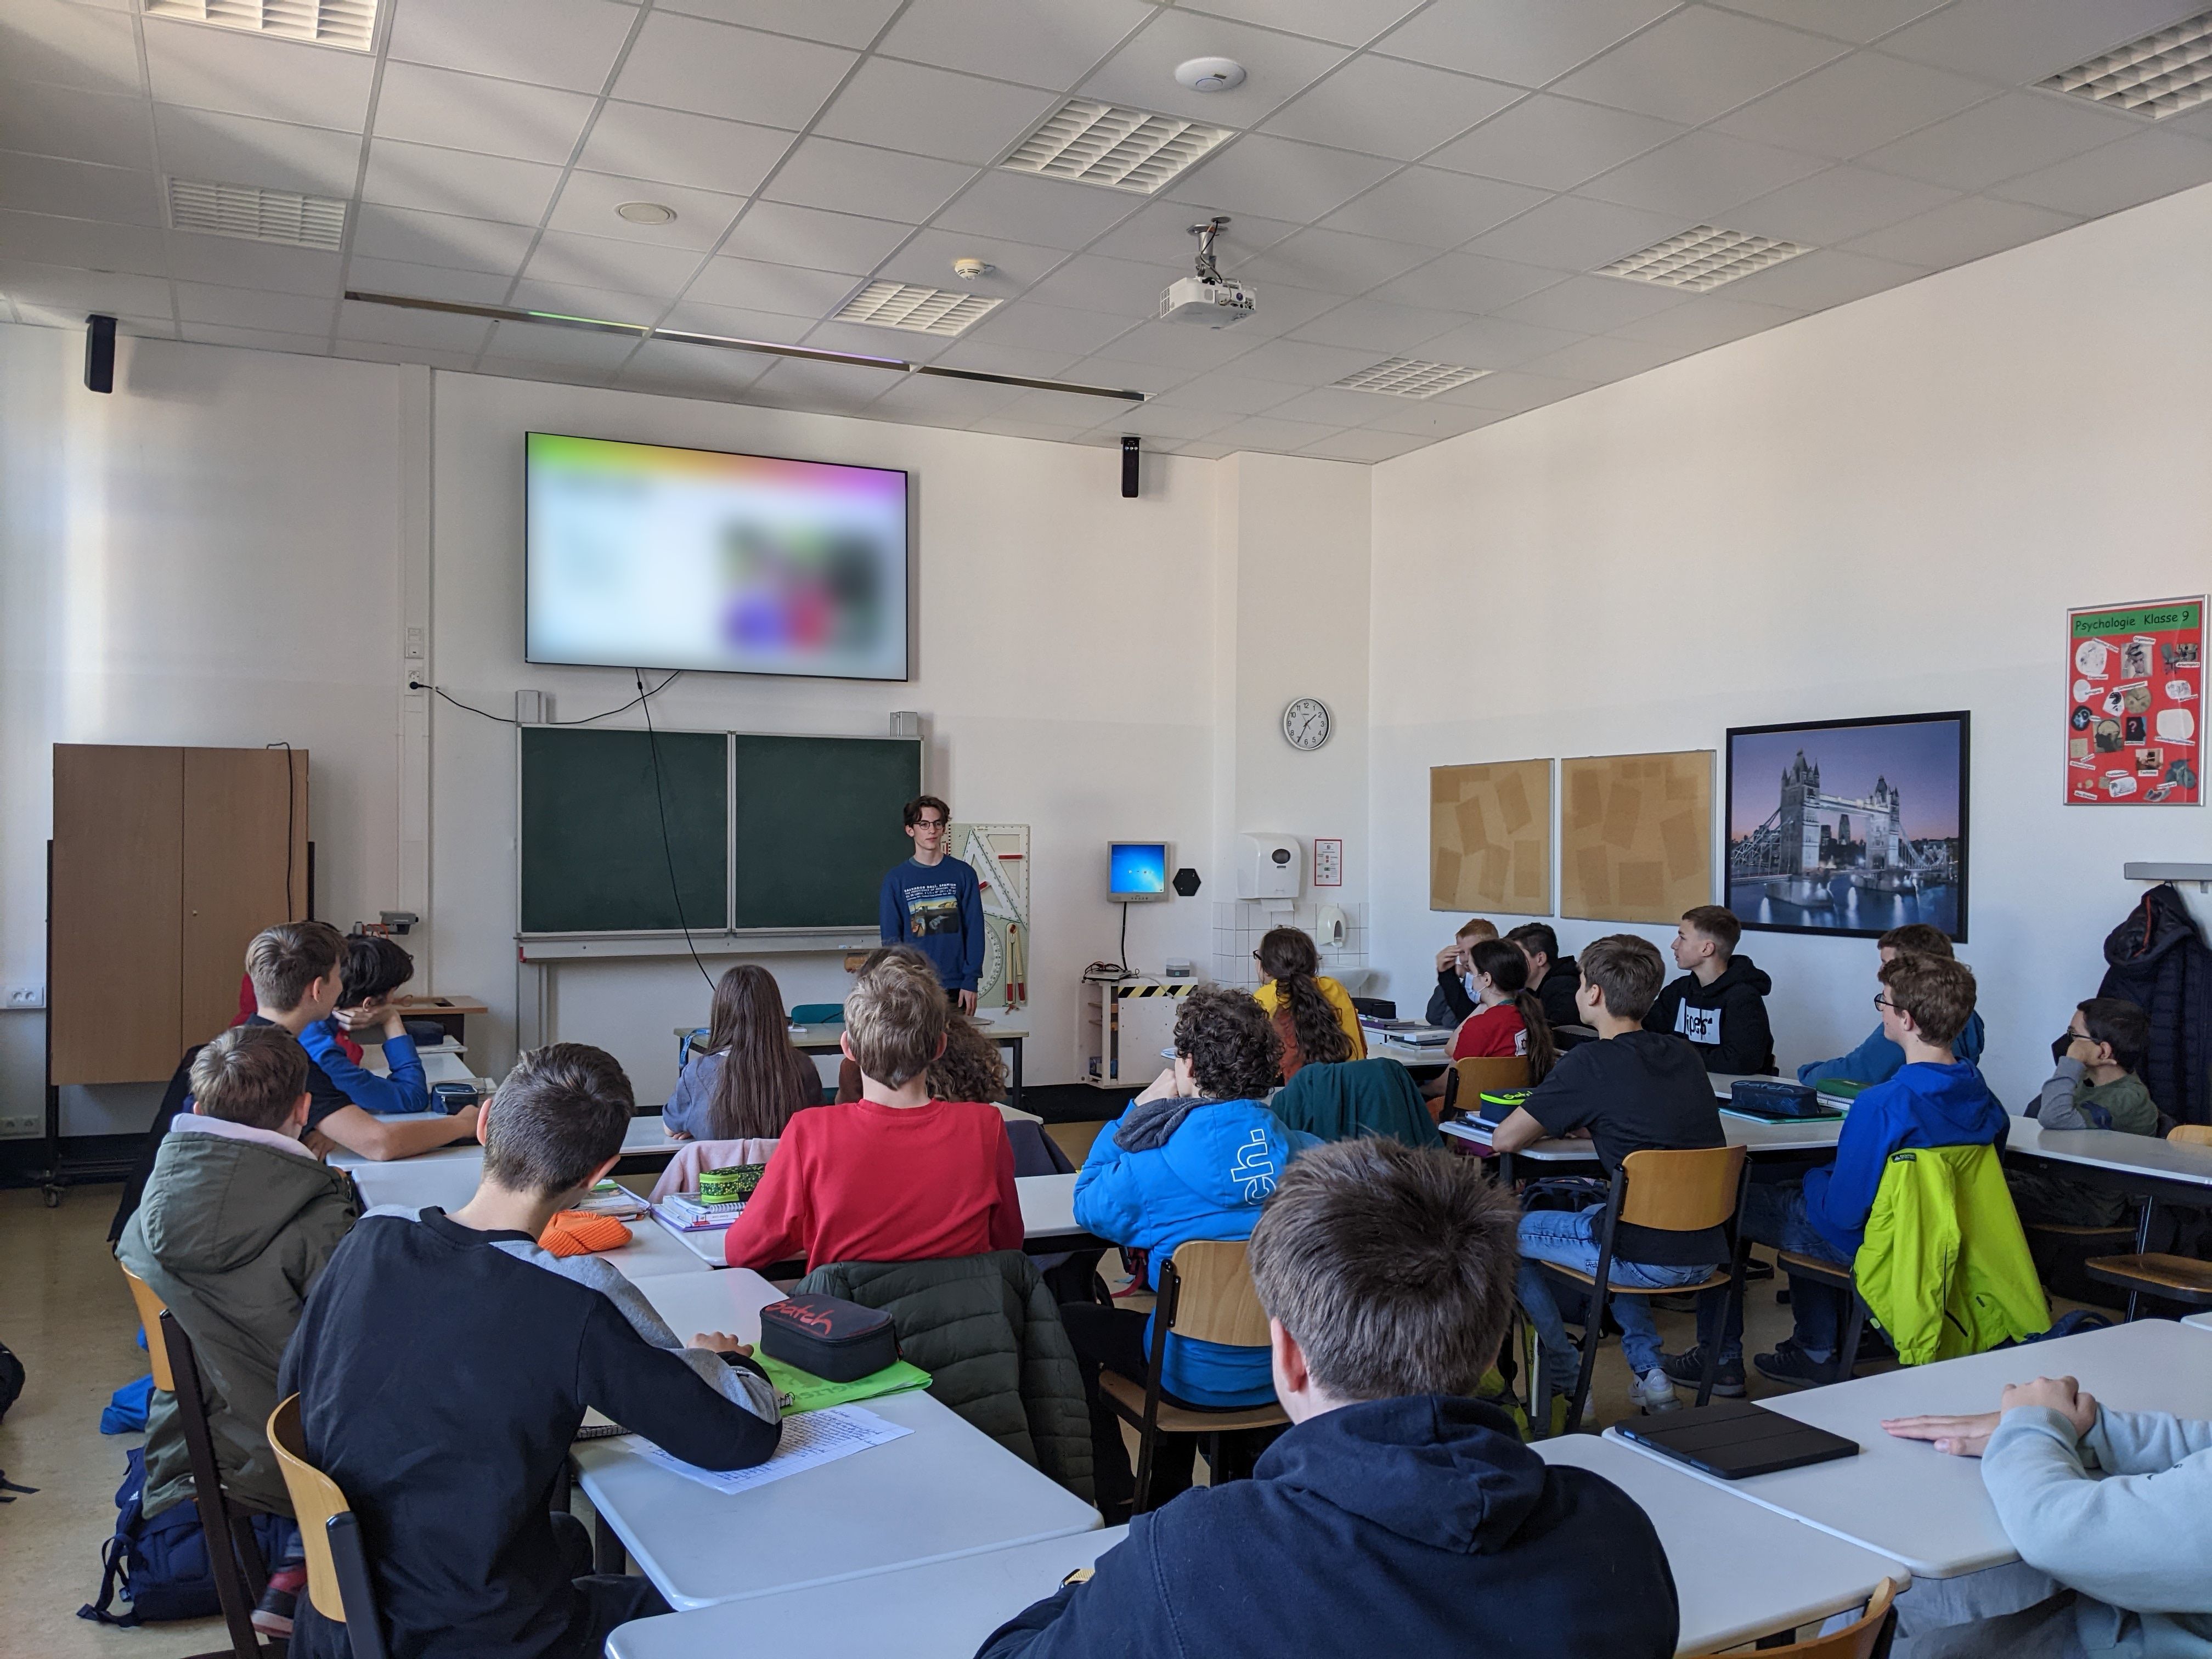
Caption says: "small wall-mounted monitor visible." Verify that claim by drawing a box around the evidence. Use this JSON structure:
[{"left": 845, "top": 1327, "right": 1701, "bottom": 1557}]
[{"left": 1109, "top": 841, "right": 1170, "bottom": 902}]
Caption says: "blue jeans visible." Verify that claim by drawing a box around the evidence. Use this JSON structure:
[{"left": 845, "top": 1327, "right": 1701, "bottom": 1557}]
[
  {"left": 1695, "top": 1175, "right": 1851, "bottom": 1364},
  {"left": 1516, "top": 1208, "right": 1720, "bottom": 1393}
]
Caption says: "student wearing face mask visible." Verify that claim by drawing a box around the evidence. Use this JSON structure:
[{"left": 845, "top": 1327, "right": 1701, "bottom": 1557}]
[{"left": 1424, "top": 917, "right": 1499, "bottom": 1028}]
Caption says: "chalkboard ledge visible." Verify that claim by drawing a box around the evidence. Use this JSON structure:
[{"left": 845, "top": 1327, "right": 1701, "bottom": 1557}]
[{"left": 518, "top": 929, "right": 880, "bottom": 961}]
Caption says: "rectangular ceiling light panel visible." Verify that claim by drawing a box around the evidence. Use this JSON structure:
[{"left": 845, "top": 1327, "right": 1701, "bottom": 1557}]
[
  {"left": 1333, "top": 357, "right": 1489, "bottom": 398},
  {"left": 1002, "top": 100, "right": 1234, "bottom": 194},
  {"left": 144, "top": 0, "right": 378, "bottom": 50},
  {"left": 833, "top": 281, "right": 1002, "bottom": 336},
  {"left": 169, "top": 177, "right": 348, "bottom": 250},
  {"left": 2041, "top": 11, "right": 2212, "bottom": 117},
  {"left": 1598, "top": 225, "right": 1808, "bottom": 292}
]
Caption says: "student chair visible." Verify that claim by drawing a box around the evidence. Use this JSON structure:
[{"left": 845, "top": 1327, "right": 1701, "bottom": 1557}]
[
  {"left": 1688, "top": 1577, "right": 1899, "bottom": 1659},
  {"left": 268, "top": 1395, "right": 387, "bottom": 1659},
  {"left": 1771, "top": 1250, "right": 1878, "bottom": 1383},
  {"left": 1097, "top": 1240, "right": 1289, "bottom": 1514},
  {"left": 788, "top": 1003, "right": 844, "bottom": 1025},
  {"left": 119, "top": 1265, "right": 273, "bottom": 1659},
  {"left": 1530, "top": 1146, "right": 1750, "bottom": 1436},
  {"left": 2169, "top": 1124, "right": 2212, "bottom": 1147},
  {"left": 2081, "top": 1127, "right": 2212, "bottom": 1318},
  {"left": 1441, "top": 1055, "right": 1531, "bottom": 1116}
]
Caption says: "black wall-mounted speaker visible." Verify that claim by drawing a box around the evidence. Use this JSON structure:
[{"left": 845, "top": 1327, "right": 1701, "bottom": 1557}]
[
  {"left": 84, "top": 314, "right": 116, "bottom": 394},
  {"left": 1121, "top": 434, "right": 1139, "bottom": 498}
]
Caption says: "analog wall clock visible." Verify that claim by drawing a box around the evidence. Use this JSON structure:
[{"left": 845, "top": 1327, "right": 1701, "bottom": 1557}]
[{"left": 1282, "top": 697, "right": 1332, "bottom": 751}]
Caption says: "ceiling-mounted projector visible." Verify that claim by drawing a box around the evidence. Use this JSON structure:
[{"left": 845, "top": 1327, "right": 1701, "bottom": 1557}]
[{"left": 1159, "top": 216, "right": 1254, "bottom": 328}]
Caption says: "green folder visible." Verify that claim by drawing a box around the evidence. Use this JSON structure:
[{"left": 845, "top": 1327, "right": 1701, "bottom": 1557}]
[{"left": 755, "top": 1353, "right": 933, "bottom": 1414}]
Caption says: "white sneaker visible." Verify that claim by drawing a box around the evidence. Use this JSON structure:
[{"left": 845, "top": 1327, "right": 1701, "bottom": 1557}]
[{"left": 1632, "top": 1367, "right": 1682, "bottom": 1414}]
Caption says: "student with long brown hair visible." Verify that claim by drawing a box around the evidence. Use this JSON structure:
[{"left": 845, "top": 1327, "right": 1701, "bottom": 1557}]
[
  {"left": 1449, "top": 939, "right": 1558, "bottom": 1084},
  {"left": 1252, "top": 927, "right": 1365, "bottom": 1081},
  {"left": 663, "top": 965, "right": 823, "bottom": 1141}
]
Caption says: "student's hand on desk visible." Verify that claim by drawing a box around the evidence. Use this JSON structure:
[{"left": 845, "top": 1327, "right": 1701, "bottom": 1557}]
[
  {"left": 1882, "top": 1410, "right": 2000, "bottom": 1457},
  {"left": 304, "top": 1127, "right": 337, "bottom": 1159},
  {"left": 2001, "top": 1375, "right": 2098, "bottom": 1437},
  {"left": 692, "top": 1333, "right": 753, "bottom": 1357},
  {"left": 957, "top": 989, "right": 978, "bottom": 1014}
]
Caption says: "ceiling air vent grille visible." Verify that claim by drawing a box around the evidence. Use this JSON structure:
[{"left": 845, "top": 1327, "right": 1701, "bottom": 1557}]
[
  {"left": 1598, "top": 225, "right": 1808, "bottom": 292},
  {"left": 144, "top": 0, "right": 378, "bottom": 51},
  {"left": 1333, "top": 358, "right": 1489, "bottom": 399},
  {"left": 833, "top": 281, "right": 1002, "bottom": 336},
  {"left": 168, "top": 178, "right": 348, "bottom": 250},
  {"left": 1002, "top": 100, "right": 1234, "bottom": 194},
  {"left": 2040, "top": 11, "right": 2212, "bottom": 118}
]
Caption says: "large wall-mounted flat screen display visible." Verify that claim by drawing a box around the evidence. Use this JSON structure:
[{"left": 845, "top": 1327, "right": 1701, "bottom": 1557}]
[{"left": 526, "top": 432, "right": 910, "bottom": 681}]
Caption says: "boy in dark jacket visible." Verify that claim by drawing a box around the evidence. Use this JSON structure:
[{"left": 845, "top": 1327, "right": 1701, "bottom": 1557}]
[
  {"left": 1644, "top": 905, "right": 1775, "bottom": 1075},
  {"left": 1423, "top": 916, "right": 1497, "bottom": 1028},
  {"left": 981, "top": 1138, "right": 1678, "bottom": 1659},
  {"left": 117, "top": 1024, "right": 360, "bottom": 1637},
  {"left": 1666, "top": 951, "right": 2006, "bottom": 1392},
  {"left": 1508, "top": 922, "right": 1583, "bottom": 1030},
  {"left": 280, "top": 1043, "right": 782, "bottom": 1659}
]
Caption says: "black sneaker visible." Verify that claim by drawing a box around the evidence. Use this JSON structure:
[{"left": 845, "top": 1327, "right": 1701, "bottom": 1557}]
[
  {"left": 1753, "top": 1340, "right": 1838, "bottom": 1389},
  {"left": 1658, "top": 1345, "right": 1746, "bottom": 1398},
  {"left": 252, "top": 1565, "right": 305, "bottom": 1638}
]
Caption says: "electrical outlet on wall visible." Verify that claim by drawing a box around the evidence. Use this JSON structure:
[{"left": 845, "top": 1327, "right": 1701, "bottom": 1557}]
[
  {"left": 3, "top": 984, "right": 44, "bottom": 1009},
  {"left": 0, "top": 1113, "right": 41, "bottom": 1138}
]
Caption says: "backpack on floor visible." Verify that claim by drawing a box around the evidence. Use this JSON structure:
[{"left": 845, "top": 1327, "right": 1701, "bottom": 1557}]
[
  {"left": 0, "top": 1339, "right": 22, "bottom": 1424},
  {"left": 78, "top": 1447, "right": 286, "bottom": 1627}
]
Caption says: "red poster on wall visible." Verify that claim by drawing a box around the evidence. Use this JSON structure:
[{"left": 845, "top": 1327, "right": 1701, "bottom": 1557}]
[{"left": 2066, "top": 596, "right": 2203, "bottom": 805}]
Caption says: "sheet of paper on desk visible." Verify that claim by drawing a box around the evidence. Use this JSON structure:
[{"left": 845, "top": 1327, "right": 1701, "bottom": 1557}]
[{"left": 627, "top": 1404, "right": 912, "bottom": 1494}]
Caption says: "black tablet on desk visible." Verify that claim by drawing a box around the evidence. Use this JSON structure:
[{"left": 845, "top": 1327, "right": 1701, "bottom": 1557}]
[{"left": 1613, "top": 1400, "right": 1859, "bottom": 1479}]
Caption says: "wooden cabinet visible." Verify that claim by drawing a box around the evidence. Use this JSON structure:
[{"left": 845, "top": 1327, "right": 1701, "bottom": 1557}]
[{"left": 50, "top": 744, "right": 308, "bottom": 1086}]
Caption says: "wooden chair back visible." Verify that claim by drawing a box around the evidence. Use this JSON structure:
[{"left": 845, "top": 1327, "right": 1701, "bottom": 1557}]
[
  {"left": 268, "top": 1395, "right": 357, "bottom": 1628},
  {"left": 1694, "top": 1577, "right": 1899, "bottom": 1658},
  {"left": 120, "top": 1265, "right": 177, "bottom": 1392},
  {"left": 1164, "top": 1240, "right": 1272, "bottom": 1348},
  {"left": 2169, "top": 1124, "right": 2212, "bottom": 1147},
  {"left": 1446, "top": 1054, "right": 1530, "bottom": 1110},
  {"left": 1618, "top": 1146, "right": 1748, "bottom": 1233}
]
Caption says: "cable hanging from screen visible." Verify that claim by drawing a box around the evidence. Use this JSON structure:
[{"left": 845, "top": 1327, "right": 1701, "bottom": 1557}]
[
  {"left": 409, "top": 673, "right": 684, "bottom": 726},
  {"left": 636, "top": 669, "right": 718, "bottom": 991}
]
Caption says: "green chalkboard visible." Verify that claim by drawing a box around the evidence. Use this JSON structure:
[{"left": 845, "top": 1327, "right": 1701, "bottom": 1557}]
[
  {"left": 732, "top": 735, "right": 920, "bottom": 929},
  {"left": 519, "top": 727, "right": 728, "bottom": 933}
]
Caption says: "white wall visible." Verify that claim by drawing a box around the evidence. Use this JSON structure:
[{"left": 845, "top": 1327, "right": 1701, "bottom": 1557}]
[
  {"left": 0, "top": 327, "right": 411, "bottom": 1130},
  {"left": 1368, "top": 178, "right": 2212, "bottom": 1109},
  {"left": 426, "top": 371, "right": 1226, "bottom": 1103}
]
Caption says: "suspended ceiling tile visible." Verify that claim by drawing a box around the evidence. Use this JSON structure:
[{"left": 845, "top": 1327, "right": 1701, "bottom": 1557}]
[
  {"left": 1496, "top": 272, "right": 1690, "bottom": 331},
  {"left": 1436, "top": 367, "right": 1597, "bottom": 413},
  {"left": 349, "top": 205, "right": 540, "bottom": 274},
  {"left": 1080, "top": 11, "right": 1351, "bottom": 129},
  {"left": 1714, "top": 245, "right": 1928, "bottom": 309},
  {"left": 611, "top": 13, "right": 859, "bottom": 129},
  {"left": 522, "top": 229, "right": 709, "bottom": 298},
  {"left": 1242, "top": 226, "right": 1437, "bottom": 294},
  {"left": 3, "top": 0, "right": 143, "bottom": 97},
  {"left": 1285, "top": 296, "right": 1469, "bottom": 352},
  {"left": 1577, "top": 129, "right": 1831, "bottom": 223},
  {"left": 1207, "top": 413, "right": 1347, "bottom": 453},
  {"left": 345, "top": 256, "right": 515, "bottom": 304},
  {"left": 1460, "top": 193, "right": 1684, "bottom": 273},
  {"left": 1427, "top": 95, "right": 1685, "bottom": 193},
  {"left": 1319, "top": 167, "right": 1550, "bottom": 249},
  {"left": 371, "top": 63, "right": 598, "bottom": 166},
  {"left": 1989, "top": 129, "right": 2212, "bottom": 218},
  {"left": 1143, "top": 371, "right": 1302, "bottom": 415},
  {"left": 1609, "top": 291, "right": 1806, "bottom": 349},
  {"left": 1086, "top": 198, "right": 1299, "bottom": 264},
  {"left": 180, "top": 320, "right": 331, "bottom": 354},
  {"left": 1515, "top": 331, "right": 1694, "bottom": 381},
  {"left": 1300, "top": 427, "right": 1429, "bottom": 461},
  {"left": 174, "top": 280, "right": 340, "bottom": 332},
  {"left": 360, "top": 142, "right": 566, "bottom": 224},
  {"left": 0, "top": 153, "right": 160, "bottom": 226},
  {"left": 387, "top": 0, "right": 639, "bottom": 93},
  {"left": 683, "top": 254, "right": 863, "bottom": 317},
  {"left": 930, "top": 169, "right": 1141, "bottom": 251},
  {"left": 1550, "top": 9, "right": 1850, "bottom": 128},
  {"left": 876, "top": 0, "right": 1153, "bottom": 89},
  {"left": 720, "top": 201, "right": 915, "bottom": 276},
  {"left": 575, "top": 103, "right": 796, "bottom": 198},
  {"left": 1260, "top": 57, "right": 1523, "bottom": 161},
  {"left": 167, "top": 234, "right": 343, "bottom": 295},
  {"left": 1415, "top": 312, "right": 1586, "bottom": 368},
  {"left": 1188, "top": 0, "right": 1425, "bottom": 50},
  {"left": 144, "top": 18, "right": 374, "bottom": 129},
  {"left": 658, "top": 0, "right": 905, "bottom": 52},
  {"left": 1860, "top": 91, "right": 2142, "bottom": 193},
  {"left": 544, "top": 173, "right": 750, "bottom": 252},
  {"left": 1729, "top": 162, "right": 1959, "bottom": 244},
  {"left": 1712, "top": 50, "right": 1997, "bottom": 161},
  {"left": 1709, "top": 0, "right": 1952, "bottom": 46},
  {"left": 1838, "top": 193, "right": 2081, "bottom": 266},
  {"left": 814, "top": 58, "right": 1060, "bottom": 167},
  {"left": 0, "top": 257, "right": 172, "bottom": 315},
  {"left": 154, "top": 104, "right": 365, "bottom": 198},
  {"left": 947, "top": 297, "right": 1131, "bottom": 356},
  {"left": 877, "top": 226, "right": 1066, "bottom": 297},
  {"left": 0, "top": 208, "right": 167, "bottom": 275},
  {"left": 761, "top": 136, "right": 978, "bottom": 225},
  {"left": 1374, "top": 0, "right": 1679, "bottom": 90},
  {"left": 0, "top": 79, "right": 154, "bottom": 171},
  {"left": 1368, "top": 248, "right": 1563, "bottom": 312},
  {"left": 1023, "top": 252, "right": 1180, "bottom": 316},
  {"left": 1877, "top": 0, "right": 2211, "bottom": 87},
  {"left": 1165, "top": 134, "right": 1398, "bottom": 224}
]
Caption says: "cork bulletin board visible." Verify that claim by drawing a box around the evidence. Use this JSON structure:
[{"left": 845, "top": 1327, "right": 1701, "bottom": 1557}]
[
  {"left": 1561, "top": 751, "right": 1714, "bottom": 925},
  {"left": 1430, "top": 759, "right": 1553, "bottom": 914}
]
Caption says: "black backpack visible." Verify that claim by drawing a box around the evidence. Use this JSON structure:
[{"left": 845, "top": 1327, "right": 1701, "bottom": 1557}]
[{"left": 0, "top": 1339, "right": 22, "bottom": 1424}]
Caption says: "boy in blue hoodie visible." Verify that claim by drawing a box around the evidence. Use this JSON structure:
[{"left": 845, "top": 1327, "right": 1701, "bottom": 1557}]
[
  {"left": 1066, "top": 986, "right": 1320, "bottom": 1520},
  {"left": 985, "top": 1137, "right": 1679, "bottom": 1659},
  {"left": 298, "top": 933, "right": 430, "bottom": 1117},
  {"left": 1797, "top": 923, "right": 1987, "bottom": 1086},
  {"left": 1667, "top": 950, "right": 2007, "bottom": 1391}
]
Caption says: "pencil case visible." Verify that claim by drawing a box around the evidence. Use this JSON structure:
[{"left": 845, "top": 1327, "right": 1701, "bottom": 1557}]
[
  {"left": 758, "top": 1294, "right": 900, "bottom": 1382},
  {"left": 1729, "top": 1079, "right": 1822, "bottom": 1118}
]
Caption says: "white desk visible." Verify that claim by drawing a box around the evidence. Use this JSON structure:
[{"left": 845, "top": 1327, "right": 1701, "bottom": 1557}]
[
  {"left": 2002, "top": 1114, "right": 2212, "bottom": 1194},
  {"left": 1537, "top": 1436, "right": 1908, "bottom": 1654},
  {"left": 347, "top": 1159, "right": 710, "bottom": 1281},
  {"left": 329, "top": 1111, "right": 676, "bottom": 1171},
  {"left": 606, "top": 1527, "right": 1124, "bottom": 1659},
  {"left": 580, "top": 1273, "right": 1101, "bottom": 1610},
  {"left": 1443, "top": 1113, "right": 1843, "bottom": 1166},
  {"left": 359, "top": 1041, "right": 473, "bottom": 1085},
  {"left": 684, "top": 1018, "right": 1039, "bottom": 1116},
  {"left": 657, "top": 1172, "right": 1094, "bottom": 1266},
  {"left": 1607, "top": 1319, "right": 2212, "bottom": 1579},
  {"left": 2185, "top": 1312, "right": 2212, "bottom": 1334}
]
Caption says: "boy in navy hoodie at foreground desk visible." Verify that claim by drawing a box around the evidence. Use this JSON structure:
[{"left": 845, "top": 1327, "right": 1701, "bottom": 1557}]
[{"left": 981, "top": 1138, "right": 1679, "bottom": 1659}]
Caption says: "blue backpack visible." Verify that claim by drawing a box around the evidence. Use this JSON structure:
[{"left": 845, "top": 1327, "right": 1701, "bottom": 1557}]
[{"left": 79, "top": 1448, "right": 288, "bottom": 1627}]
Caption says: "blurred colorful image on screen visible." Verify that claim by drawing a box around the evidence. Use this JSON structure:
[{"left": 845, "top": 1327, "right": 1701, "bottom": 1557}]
[{"left": 526, "top": 432, "right": 909, "bottom": 681}]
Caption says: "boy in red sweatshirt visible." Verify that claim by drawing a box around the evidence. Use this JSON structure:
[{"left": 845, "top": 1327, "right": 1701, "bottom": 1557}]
[{"left": 724, "top": 958, "right": 1022, "bottom": 1270}]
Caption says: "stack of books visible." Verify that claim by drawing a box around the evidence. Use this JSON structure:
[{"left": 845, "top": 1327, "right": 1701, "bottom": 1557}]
[
  {"left": 652, "top": 1191, "right": 747, "bottom": 1233},
  {"left": 1358, "top": 1015, "right": 1454, "bottom": 1047},
  {"left": 574, "top": 1180, "right": 648, "bottom": 1221}
]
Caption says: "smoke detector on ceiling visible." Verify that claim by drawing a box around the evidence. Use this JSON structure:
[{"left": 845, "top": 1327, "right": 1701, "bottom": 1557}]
[
  {"left": 1175, "top": 57, "right": 1246, "bottom": 92},
  {"left": 951, "top": 257, "right": 993, "bottom": 282}
]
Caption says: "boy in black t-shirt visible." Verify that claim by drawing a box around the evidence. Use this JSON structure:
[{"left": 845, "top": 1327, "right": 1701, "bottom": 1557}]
[{"left": 1492, "top": 934, "right": 1725, "bottom": 1422}]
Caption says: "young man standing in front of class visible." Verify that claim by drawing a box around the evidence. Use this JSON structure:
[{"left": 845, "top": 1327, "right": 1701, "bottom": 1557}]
[
  {"left": 878, "top": 793, "right": 984, "bottom": 1014},
  {"left": 1643, "top": 905, "right": 1776, "bottom": 1075},
  {"left": 978, "top": 1138, "right": 1679, "bottom": 1659},
  {"left": 280, "top": 1042, "right": 781, "bottom": 1659},
  {"left": 1491, "top": 935, "right": 1729, "bottom": 1423},
  {"left": 246, "top": 922, "right": 482, "bottom": 1162},
  {"left": 1665, "top": 950, "right": 2007, "bottom": 1391}
]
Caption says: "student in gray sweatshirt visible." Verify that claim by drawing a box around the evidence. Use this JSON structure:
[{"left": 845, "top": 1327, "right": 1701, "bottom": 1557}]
[{"left": 1886, "top": 1374, "right": 2212, "bottom": 1659}]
